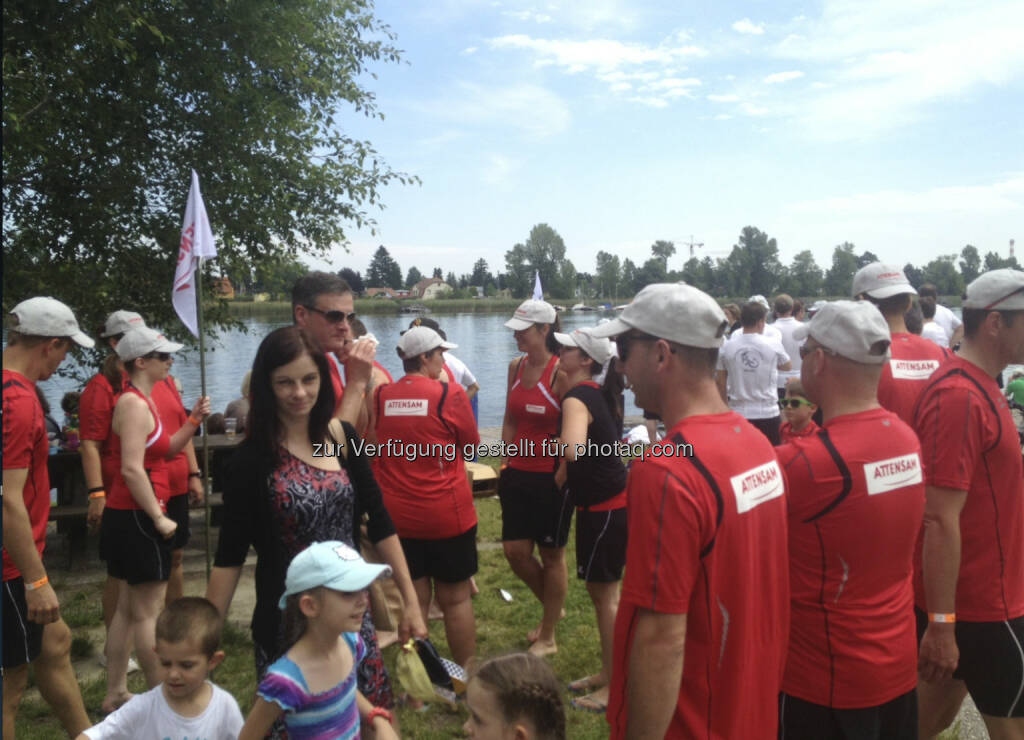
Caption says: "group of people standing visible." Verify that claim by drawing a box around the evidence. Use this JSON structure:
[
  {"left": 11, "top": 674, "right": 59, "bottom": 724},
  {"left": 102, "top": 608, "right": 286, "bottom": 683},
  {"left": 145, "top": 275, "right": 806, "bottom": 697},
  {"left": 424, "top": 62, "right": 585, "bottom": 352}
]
[{"left": 4, "top": 262, "right": 1022, "bottom": 740}]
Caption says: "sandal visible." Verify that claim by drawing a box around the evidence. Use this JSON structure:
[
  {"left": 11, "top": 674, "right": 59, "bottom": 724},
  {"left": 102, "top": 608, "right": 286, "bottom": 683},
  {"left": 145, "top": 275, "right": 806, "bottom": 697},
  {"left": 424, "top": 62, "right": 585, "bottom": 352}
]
[
  {"left": 568, "top": 675, "right": 605, "bottom": 694},
  {"left": 571, "top": 693, "right": 607, "bottom": 714}
]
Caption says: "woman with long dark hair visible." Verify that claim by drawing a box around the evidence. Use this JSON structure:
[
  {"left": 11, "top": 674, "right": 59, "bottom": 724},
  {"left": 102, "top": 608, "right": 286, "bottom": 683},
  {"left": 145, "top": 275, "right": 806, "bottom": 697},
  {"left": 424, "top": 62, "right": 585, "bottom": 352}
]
[
  {"left": 206, "top": 326, "right": 425, "bottom": 734},
  {"left": 499, "top": 300, "right": 571, "bottom": 657},
  {"left": 552, "top": 327, "right": 627, "bottom": 714}
]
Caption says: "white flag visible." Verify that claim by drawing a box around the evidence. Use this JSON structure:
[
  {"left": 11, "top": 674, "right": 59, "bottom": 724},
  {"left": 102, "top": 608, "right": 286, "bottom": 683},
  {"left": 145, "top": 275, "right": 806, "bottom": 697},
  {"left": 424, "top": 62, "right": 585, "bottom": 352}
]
[
  {"left": 532, "top": 270, "right": 543, "bottom": 300},
  {"left": 172, "top": 170, "right": 217, "bottom": 337}
]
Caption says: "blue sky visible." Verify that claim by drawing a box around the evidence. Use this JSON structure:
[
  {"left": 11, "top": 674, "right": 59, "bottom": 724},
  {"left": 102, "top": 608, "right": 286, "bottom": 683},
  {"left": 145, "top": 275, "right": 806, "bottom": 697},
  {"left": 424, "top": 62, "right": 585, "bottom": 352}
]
[{"left": 309, "top": 0, "right": 1024, "bottom": 281}]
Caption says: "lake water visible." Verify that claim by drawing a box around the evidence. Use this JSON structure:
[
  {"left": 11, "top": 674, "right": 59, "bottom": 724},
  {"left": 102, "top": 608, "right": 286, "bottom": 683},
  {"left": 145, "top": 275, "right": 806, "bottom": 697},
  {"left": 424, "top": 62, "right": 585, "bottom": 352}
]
[{"left": 29, "top": 309, "right": 1024, "bottom": 428}]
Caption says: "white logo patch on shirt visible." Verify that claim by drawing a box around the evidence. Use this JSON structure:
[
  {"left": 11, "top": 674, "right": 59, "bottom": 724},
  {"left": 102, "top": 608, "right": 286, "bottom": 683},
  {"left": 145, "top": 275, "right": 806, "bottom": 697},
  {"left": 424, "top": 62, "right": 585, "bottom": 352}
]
[
  {"left": 889, "top": 359, "right": 940, "bottom": 380},
  {"left": 729, "top": 460, "right": 784, "bottom": 514},
  {"left": 384, "top": 399, "right": 428, "bottom": 416},
  {"left": 864, "top": 453, "right": 922, "bottom": 495},
  {"left": 526, "top": 404, "right": 547, "bottom": 414}
]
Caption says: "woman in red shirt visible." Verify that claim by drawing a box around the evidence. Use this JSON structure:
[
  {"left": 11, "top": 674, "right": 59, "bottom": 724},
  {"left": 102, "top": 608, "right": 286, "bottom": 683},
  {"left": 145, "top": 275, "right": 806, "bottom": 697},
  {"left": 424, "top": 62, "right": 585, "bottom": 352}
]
[
  {"left": 99, "top": 327, "right": 209, "bottom": 713},
  {"left": 500, "top": 300, "right": 570, "bottom": 656}
]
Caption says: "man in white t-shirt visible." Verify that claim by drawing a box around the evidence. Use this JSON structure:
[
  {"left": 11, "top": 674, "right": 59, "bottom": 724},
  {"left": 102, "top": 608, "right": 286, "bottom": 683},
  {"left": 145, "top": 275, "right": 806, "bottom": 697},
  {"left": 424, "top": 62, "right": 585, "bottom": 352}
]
[
  {"left": 918, "top": 283, "right": 962, "bottom": 347},
  {"left": 772, "top": 293, "right": 803, "bottom": 398},
  {"left": 717, "top": 301, "right": 792, "bottom": 444},
  {"left": 920, "top": 299, "right": 951, "bottom": 348},
  {"left": 741, "top": 294, "right": 783, "bottom": 344}
]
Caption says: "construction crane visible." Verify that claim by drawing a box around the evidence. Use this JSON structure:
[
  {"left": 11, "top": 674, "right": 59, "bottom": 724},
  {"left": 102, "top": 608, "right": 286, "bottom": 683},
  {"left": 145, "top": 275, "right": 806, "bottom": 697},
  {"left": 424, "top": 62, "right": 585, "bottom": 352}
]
[{"left": 682, "top": 235, "right": 704, "bottom": 258}]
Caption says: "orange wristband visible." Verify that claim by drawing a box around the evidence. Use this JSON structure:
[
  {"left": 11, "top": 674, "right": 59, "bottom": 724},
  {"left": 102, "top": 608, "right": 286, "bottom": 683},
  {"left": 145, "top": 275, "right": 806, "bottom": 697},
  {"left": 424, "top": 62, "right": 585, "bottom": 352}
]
[
  {"left": 189, "top": 413, "right": 203, "bottom": 426},
  {"left": 89, "top": 490, "right": 106, "bottom": 500},
  {"left": 25, "top": 575, "right": 49, "bottom": 591},
  {"left": 928, "top": 612, "right": 956, "bottom": 623}
]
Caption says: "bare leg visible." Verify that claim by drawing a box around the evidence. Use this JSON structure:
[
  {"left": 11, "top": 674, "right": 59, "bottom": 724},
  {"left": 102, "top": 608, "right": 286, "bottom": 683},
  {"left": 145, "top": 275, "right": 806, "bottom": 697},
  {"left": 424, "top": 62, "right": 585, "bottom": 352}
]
[
  {"left": 33, "top": 619, "right": 90, "bottom": 736},
  {"left": 573, "top": 580, "right": 619, "bottom": 706},
  {"left": 129, "top": 581, "right": 168, "bottom": 687},
  {"left": 412, "top": 577, "right": 432, "bottom": 629},
  {"left": 917, "top": 676, "right": 968, "bottom": 739},
  {"left": 102, "top": 576, "right": 119, "bottom": 630},
  {"left": 980, "top": 716, "right": 1024, "bottom": 740},
  {"left": 529, "top": 546, "right": 567, "bottom": 657},
  {"left": 103, "top": 579, "right": 135, "bottom": 712},
  {"left": 165, "top": 549, "right": 184, "bottom": 605},
  {"left": 502, "top": 539, "right": 544, "bottom": 602},
  {"left": 2, "top": 664, "right": 28, "bottom": 740},
  {"left": 436, "top": 580, "right": 475, "bottom": 668}
]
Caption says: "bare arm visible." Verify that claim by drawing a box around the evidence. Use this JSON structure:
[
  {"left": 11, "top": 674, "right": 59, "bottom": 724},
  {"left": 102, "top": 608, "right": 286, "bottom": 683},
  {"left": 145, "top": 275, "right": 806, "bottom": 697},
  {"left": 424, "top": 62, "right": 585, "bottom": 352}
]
[
  {"left": 500, "top": 360, "right": 518, "bottom": 467},
  {"left": 949, "top": 324, "right": 964, "bottom": 348},
  {"left": 166, "top": 396, "right": 210, "bottom": 455},
  {"left": 464, "top": 382, "right": 480, "bottom": 400},
  {"left": 357, "top": 691, "right": 399, "bottom": 739},
  {"left": 115, "top": 395, "right": 172, "bottom": 528},
  {"left": 183, "top": 440, "right": 204, "bottom": 505},
  {"left": 205, "top": 565, "right": 243, "bottom": 623},
  {"left": 336, "top": 340, "right": 375, "bottom": 433},
  {"left": 918, "top": 484, "right": 968, "bottom": 683},
  {"left": 626, "top": 610, "right": 687, "bottom": 739},
  {"left": 2, "top": 468, "right": 60, "bottom": 623},
  {"left": 373, "top": 534, "right": 428, "bottom": 642},
  {"left": 559, "top": 397, "right": 590, "bottom": 463},
  {"left": 80, "top": 438, "right": 106, "bottom": 529},
  {"left": 238, "top": 697, "right": 283, "bottom": 740}
]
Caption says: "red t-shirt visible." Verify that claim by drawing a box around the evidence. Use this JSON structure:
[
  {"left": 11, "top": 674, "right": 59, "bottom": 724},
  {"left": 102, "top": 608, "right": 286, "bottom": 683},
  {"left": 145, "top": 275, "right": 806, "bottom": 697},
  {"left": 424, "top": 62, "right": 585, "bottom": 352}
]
[
  {"left": 777, "top": 408, "right": 924, "bottom": 708},
  {"left": 79, "top": 370, "right": 128, "bottom": 488},
  {"left": 327, "top": 353, "right": 393, "bottom": 414},
  {"left": 607, "top": 412, "right": 790, "bottom": 739},
  {"left": 912, "top": 356, "right": 1024, "bottom": 621},
  {"left": 151, "top": 376, "right": 189, "bottom": 497},
  {"left": 505, "top": 354, "right": 561, "bottom": 473},
  {"left": 2, "top": 370, "right": 51, "bottom": 581},
  {"left": 877, "top": 332, "right": 947, "bottom": 426},
  {"left": 106, "top": 387, "right": 172, "bottom": 511},
  {"left": 372, "top": 375, "right": 479, "bottom": 539},
  {"left": 779, "top": 419, "right": 820, "bottom": 442}
]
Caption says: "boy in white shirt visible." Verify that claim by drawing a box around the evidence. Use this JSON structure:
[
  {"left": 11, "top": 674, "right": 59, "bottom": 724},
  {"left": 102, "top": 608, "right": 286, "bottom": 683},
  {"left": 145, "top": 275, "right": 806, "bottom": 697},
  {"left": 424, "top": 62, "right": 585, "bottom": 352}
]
[{"left": 77, "top": 598, "right": 243, "bottom": 740}]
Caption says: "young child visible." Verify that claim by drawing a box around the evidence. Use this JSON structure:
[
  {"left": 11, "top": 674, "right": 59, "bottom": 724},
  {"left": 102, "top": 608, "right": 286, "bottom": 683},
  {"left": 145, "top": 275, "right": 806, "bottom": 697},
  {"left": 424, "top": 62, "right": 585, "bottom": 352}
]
[
  {"left": 778, "top": 378, "right": 820, "bottom": 443},
  {"left": 463, "top": 653, "right": 566, "bottom": 740},
  {"left": 239, "top": 541, "right": 398, "bottom": 740},
  {"left": 77, "top": 597, "right": 243, "bottom": 740}
]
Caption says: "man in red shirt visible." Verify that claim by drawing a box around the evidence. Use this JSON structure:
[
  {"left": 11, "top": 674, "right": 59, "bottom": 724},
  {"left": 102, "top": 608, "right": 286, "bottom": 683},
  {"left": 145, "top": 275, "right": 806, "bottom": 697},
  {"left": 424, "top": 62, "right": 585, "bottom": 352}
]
[
  {"left": 291, "top": 271, "right": 383, "bottom": 432},
  {"left": 777, "top": 301, "right": 924, "bottom": 739},
  {"left": 913, "top": 268, "right": 1024, "bottom": 740},
  {"left": 593, "top": 283, "right": 790, "bottom": 739},
  {"left": 852, "top": 262, "right": 947, "bottom": 426},
  {"left": 3, "top": 297, "right": 94, "bottom": 738}
]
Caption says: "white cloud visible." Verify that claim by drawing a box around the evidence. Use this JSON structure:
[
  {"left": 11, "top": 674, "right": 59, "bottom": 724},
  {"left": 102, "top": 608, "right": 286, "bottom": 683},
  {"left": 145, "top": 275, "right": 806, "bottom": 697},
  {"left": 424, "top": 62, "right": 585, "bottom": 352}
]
[
  {"left": 714, "top": 113, "right": 733, "bottom": 120},
  {"left": 488, "top": 34, "right": 706, "bottom": 72},
  {"left": 461, "top": 46, "right": 479, "bottom": 55},
  {"left": 732, "top": 18, "right": 765, "bottom": 35},
  {"left": 502, "top": 9, "right": 553, "bottom": 23},
  {"left": 764, "top": 70, "right": 804, "bottom": 84},
  {"left": 418, "top": 82, "right": 571, "bottom": 138},
  {"left": 481, "top": 153, "right": 522, "bottom": 184},
  {"left": 708, "top": 93, "right": 739, "bottom": 102},
  {"left": 628, "top": 96, "right": 669, "bottom": 108},
  {"left": 740, "top": 102, "right": 769, "bottom": 116}
]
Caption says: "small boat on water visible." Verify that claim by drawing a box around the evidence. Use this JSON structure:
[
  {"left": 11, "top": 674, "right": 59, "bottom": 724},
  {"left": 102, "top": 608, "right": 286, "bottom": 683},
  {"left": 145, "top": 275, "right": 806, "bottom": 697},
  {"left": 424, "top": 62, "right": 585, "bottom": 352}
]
[
  {"left": 400, "top": 304, "right": 429, "bottom": 314},
  {"left": 571, "top": 302, "right": 597, "bottom": 311}
]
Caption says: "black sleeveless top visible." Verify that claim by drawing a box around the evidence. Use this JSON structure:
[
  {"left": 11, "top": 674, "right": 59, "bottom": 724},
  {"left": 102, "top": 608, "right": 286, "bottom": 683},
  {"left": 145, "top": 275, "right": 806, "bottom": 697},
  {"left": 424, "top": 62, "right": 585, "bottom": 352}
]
[{"left": 561, "top": 383, "right": 628, "bottom": 508}]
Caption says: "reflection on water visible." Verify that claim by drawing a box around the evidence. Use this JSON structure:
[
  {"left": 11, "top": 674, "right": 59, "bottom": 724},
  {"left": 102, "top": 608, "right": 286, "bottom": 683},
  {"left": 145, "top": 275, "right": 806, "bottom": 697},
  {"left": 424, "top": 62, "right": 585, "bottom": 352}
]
[{"left": 29, "top": 310, "right": 1024, "bottom": 429}]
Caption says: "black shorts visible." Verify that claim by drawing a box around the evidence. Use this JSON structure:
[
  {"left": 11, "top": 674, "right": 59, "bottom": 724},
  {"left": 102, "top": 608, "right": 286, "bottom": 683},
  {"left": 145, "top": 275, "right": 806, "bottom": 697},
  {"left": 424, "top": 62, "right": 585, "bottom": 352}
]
[
  {"left": 99, "top": 508, "right": 173, "bottom": 584},
  {"left": 575, "top": 506, "right": 627, "bottom": 583},
  {"left": 915, "top": 607, "right": 1024, "bottom": 717},
  {"left": 499, "top": 468, "right": 573, "bottom": 548},
  {"left": 2, "top": 578, "right": 45, "bottom": 669},
  {"left": 749, "top": 415, "right": 782, "bottom": 446},
  {"left": 778, "top": 689, "right": 917, "bottom": 740},
  {"left": 166, "top": 493, "right": 191, "bottom": 550},
  {"left": 400, "top": 525, "right": 478, "bottom": 584}
]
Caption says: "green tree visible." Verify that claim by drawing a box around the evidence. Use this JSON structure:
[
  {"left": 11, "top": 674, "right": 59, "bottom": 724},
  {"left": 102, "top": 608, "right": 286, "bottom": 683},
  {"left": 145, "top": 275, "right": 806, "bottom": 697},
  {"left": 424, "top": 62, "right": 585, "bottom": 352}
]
[
  {"left": 903, "top": 263, "right": 924, "bottom": 289},
  {"left": 504, "top": 224, "right": 568, "bottom": 298},
  {"left": 366, "top": 246, "right": 402, "bottom": 289},
  {"left": 621, "top": 258, "right": 639, "bottom": 296},
  {"left": 595, "top": 251, "right": 621, "bottom": 299},
  {"left": 959, "top": 245, "right": 982, "bottom": 284},
  {"left": 856, "top": 250, "right": 880, "bottom": 269},
  {"left": 722, "top": 226, "right": 783, "bottom": 298},
  {"left": 432, "top": 267, "right": 443, "bottom": 279},
  {"left": 783, "top": 250, "right": 824, "bottom": 297},
  {"left": 651, "top": 240, "right": 676, "bottom": 270},
  {"left": 922, "top": 255, "right": 964, "bottom": 296},
  {"left": 503, "top": 244, "right": 531, "bottom": 297},
  {"left": 338, "top": 267, "right": 364, "bottom": 295},
  {"left": 3, "top": 0, "right": 414, "bottom": 349},
  {"left": 635, "top": 257, "right": 668, "bottom": 291},
  {"left": 556, "top": 261, "right": 578, "bottom": 300},
  {"left": 405, "top": 266, "right": 424, "bottom": 290},
  {"left": 824, "top": 242, "right": 858, "bottom": 296},
  {"left": 982, "top": 251, "right": 1020, "bottom": 272},
  {"left": 250, "top": 254, "right": 309, "bottom": 299},
  {"left": 680, "top": 256, "right": 715, "bottom": 293},
  {"left": 445, "top": 272, "right": 458, "bottom": 288},
  {"left": 470, "top": 259, "right": 493, "bottom": 288}
]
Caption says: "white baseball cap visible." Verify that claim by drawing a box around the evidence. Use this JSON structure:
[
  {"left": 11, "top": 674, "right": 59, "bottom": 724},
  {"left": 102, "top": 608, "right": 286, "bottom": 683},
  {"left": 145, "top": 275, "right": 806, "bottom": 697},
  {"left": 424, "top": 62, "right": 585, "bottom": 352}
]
[
  {"left": 748, "top": 294, "right": 770, "bottom": 310},
  {"left": 279, "top": 541, "right": 391, "bottom": 609},
  {"left": 9, "top": 297, "right": 95, "bottom": 348},
  {"left": 115, "top": 326, "right": 184, "bottom": 361},
  {"left": 396, "top": 326, "right": 456, "bottom": 358},
  {"left": 101, "top": 310, "right": 146, "bottom": 337},
  {"left": 852, "top": 263, "right": 917, "bottom": 299},
  {"left": 553, "top": 328, "right": 614, "bottom": 365},
  {"left": 961, "top": 268, "right": 1024, "bottom": 311},
  {"left": 794, "top": 300, "right": 891, "bottom": 364},
  {"left": 591, "top": 283, "right": 729, "bottom": 349},
  {"left": 505, "top": 300, "right": 557, "bottom": 330}
]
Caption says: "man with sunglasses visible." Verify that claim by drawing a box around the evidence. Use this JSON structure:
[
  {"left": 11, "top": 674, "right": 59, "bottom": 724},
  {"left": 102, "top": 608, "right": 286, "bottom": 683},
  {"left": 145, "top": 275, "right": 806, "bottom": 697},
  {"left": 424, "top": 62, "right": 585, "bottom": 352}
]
[
  {"left": 912, "top": 268, "right": 1024, "bottom": 740},
  {"left": 852, "top": 262, "right": 947, "bottom": 427},
  {"left": 594, "top": 284, "right": 789, "bottom": 740},
  {"left": 291, "top": 272, "right": 383, "bottom": 432},
  {"left": 776, "top": 301, "right": 924, "bottom": 740}
]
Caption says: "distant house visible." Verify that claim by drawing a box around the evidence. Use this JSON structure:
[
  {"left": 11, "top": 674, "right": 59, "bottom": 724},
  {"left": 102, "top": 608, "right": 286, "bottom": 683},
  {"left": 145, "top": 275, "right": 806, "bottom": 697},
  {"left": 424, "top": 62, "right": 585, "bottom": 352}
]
[
  {"left": 394, "top": 289, "right": 411, "bottom": 298},
  {"left": 213, "top": 276, "right": 235, "bottom": 299},
  {"left": 365, "top": 287, "right": 397, "bottom": 298},
  {"left": 411, "top": 277, "right": 452, "bottom": 299}
]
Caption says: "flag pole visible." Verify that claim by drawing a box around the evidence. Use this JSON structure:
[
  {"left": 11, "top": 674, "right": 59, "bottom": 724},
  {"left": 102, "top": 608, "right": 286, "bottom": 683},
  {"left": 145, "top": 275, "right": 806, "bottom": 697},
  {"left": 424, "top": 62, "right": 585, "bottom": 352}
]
[{"left": 196, "top": 257, "right": 212, "bottom": 580}]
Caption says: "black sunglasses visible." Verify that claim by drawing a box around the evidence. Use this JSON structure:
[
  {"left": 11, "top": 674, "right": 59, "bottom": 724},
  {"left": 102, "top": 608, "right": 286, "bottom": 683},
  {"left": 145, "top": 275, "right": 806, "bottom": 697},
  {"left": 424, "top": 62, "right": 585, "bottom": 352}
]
[
  {"left": 779, "top": 398, "right": 813, "bottom": 409},
  {"left": 143, "top": 351, "right": 172, "bottom": 362},
  {"left": 615, "top": 332, "right": 669, "bottom": 363},
  {"left": 304, "top": 305, "right": 356, "bottom": 325}
]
